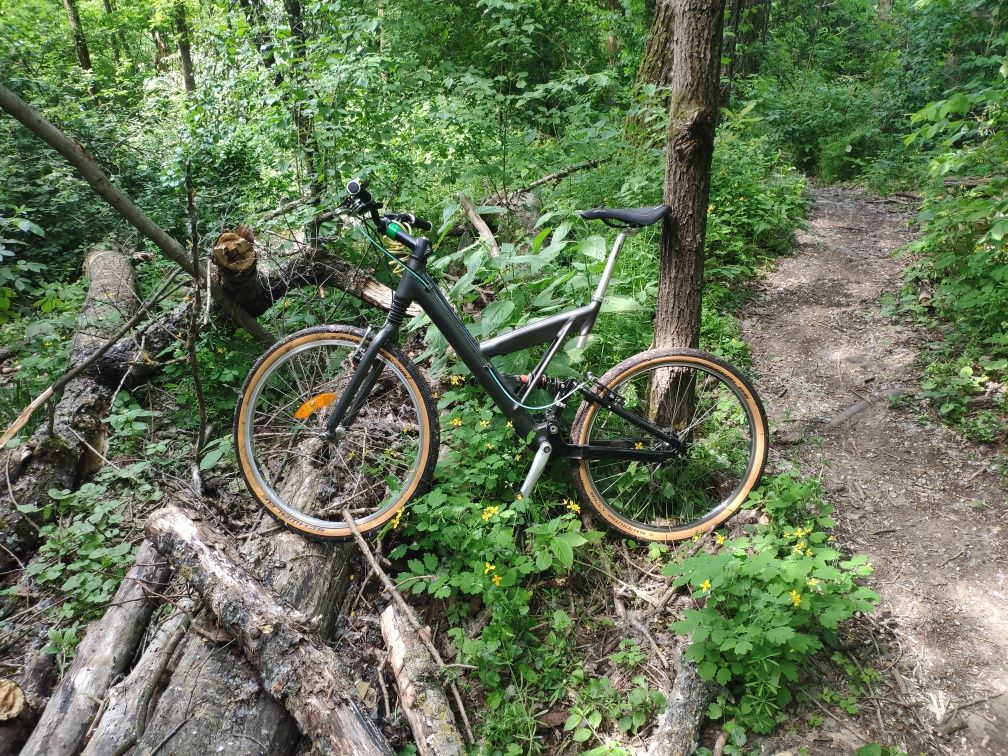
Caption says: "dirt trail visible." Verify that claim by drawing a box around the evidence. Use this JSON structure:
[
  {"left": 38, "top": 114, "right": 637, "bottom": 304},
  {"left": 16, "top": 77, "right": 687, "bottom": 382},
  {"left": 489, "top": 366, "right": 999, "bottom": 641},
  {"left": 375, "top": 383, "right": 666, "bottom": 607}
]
[{"left": 741, "top": 184, "right": 1008, "bottom": 755}]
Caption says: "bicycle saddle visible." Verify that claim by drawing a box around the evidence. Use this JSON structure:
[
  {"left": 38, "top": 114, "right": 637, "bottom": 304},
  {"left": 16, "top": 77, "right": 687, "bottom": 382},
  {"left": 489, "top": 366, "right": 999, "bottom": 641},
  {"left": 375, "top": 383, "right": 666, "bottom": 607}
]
[{"left": 579, "top": 204, "right": 672, "bottom": 227}]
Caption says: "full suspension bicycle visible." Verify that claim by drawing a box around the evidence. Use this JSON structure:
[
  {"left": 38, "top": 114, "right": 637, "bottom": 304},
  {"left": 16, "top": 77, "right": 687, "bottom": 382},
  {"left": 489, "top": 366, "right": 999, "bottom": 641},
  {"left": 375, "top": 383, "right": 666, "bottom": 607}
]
[{"left": 234, "top": 180, "right": 768, "bottom": 543}]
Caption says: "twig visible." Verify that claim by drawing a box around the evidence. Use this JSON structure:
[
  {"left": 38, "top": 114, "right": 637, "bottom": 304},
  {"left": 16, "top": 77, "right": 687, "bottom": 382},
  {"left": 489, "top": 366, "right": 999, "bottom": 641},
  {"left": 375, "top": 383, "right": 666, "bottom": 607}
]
[
  {"left": 341, "top": 510, "right": 474, "bottom": 744},
  {"left": 936, "top": 549, "right": 965, "bottom": 570},
  {"left": 517, "top": 158, "right": 610, "bottom": 193},
  {"left": 185, "top": 163, "right": 208, "bottom": 496},
  {"left": 0, "top": 269, "right": 182, "bottom": 447},
  {"left": 458, "top": 193, "right": 500, "bottom": 258}
]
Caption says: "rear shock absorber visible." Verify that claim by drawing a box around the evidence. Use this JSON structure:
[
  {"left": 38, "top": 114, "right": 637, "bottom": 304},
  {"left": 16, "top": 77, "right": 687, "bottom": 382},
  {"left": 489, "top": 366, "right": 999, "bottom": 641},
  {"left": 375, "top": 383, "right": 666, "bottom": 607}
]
[{"left": 513, "top": 374, "right": 568, "bottom": 394}]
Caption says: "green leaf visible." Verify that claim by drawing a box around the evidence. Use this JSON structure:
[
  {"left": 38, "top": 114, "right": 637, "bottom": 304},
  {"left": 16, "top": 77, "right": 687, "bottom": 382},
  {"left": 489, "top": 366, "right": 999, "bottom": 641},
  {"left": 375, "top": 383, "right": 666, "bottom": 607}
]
[{"left": 572, "top": 727, "right": 592, "bottom": 742}]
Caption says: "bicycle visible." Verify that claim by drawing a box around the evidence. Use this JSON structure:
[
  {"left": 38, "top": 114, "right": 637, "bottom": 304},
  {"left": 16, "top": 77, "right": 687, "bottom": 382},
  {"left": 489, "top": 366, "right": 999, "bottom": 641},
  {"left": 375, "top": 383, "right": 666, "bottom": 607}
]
[{"left": 234, "top": 179, "right": 768, "bottom": 543}]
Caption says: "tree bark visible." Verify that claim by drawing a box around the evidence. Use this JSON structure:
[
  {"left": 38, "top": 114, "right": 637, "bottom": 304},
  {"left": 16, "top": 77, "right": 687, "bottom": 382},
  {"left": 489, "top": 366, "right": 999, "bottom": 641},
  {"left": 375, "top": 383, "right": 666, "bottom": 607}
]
[
  {"left": 654, "top": 0, "right": 725, "bottom": 352},
  {"left": 380, "top": 605, "right": 465, "bottom": 756},
  {"left": 174, "top": 2, "right": 196, "bottom": 95},
  {"left": 82, "top": 438, "right": 358, "bottom": 756},
  {"left": 100, "top": 0, "right": 123, "bottom": 67},
  {"left": 639, "top": 0, "right": 676, "bottom": 87},
  {"left": 0, "top": 247, "right": 138, "bottom": 572},
  {"left": 20, "top": 542, "right": 171, "bottom": 756},
  {"left": 645, "top": 640, "right": 714, "bottom": 756},
  {"left": 0, "top": 83, "right": 274, "bottom": 346},
  {"left": 139, "top": 505, "right": 392, "bottom": 755},
  {"left": 61, "top": 0, "right": 94, "bottom": 84}
]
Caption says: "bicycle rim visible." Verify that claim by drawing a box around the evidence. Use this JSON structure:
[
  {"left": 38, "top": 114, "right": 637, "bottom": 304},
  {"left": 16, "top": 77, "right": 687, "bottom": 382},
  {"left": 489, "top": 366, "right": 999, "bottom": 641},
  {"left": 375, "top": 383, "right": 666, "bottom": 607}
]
[
  {"left": 236, "top": 330, "right": 432, "bottom": 537},
  {"left": 573, "top": 352, "right": 766, "bottom": 541}
]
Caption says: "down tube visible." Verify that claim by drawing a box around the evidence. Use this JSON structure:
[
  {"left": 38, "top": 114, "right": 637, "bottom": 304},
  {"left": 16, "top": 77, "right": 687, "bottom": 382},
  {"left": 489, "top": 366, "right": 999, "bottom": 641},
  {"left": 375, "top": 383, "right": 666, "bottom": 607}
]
[{"left": 412, "top": 278, "right": 538, "bottom": 439}]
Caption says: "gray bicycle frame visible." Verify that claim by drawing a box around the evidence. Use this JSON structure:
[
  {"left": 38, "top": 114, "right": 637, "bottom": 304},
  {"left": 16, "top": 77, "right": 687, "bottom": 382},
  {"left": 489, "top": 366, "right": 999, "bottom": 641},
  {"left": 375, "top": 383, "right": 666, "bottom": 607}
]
[{"left": 325, "top": 225, "right": 638, "bottom": 497}]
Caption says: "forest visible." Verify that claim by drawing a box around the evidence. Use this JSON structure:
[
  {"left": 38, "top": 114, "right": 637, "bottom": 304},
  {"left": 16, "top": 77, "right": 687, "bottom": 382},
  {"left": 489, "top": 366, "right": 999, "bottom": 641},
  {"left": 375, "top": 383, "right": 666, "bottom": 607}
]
[{"left": 0, "top": 0, "right": 1005, "bottom": 754}]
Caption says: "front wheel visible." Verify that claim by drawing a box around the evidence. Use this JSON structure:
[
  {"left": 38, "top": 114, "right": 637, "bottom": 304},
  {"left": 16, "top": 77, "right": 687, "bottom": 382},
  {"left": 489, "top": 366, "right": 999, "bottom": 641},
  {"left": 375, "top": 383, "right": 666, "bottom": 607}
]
[
  {"left": 570, "top": 348, "right": 768, "bottom": 542},
  {"left": 234, "top": 325, "right": 439, "bottom": 540}
]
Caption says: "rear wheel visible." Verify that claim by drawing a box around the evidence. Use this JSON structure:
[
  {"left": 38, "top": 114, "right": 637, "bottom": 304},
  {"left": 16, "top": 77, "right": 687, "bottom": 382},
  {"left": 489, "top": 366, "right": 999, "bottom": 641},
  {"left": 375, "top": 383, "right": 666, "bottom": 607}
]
[
  {"left": 570, "top": 348, "right": 768, "bottom": 542},
  {"left": 234, "top": 326, "right": 438, "bottom": 540}
]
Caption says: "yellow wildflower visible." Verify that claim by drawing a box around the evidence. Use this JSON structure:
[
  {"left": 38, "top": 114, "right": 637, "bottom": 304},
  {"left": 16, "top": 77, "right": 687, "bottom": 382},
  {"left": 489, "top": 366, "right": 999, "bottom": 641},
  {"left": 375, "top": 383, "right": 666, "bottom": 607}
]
[
  {"left": 449, "top": 374, "right": 464, "bottom": 386},
  {"left": 789, "top": 590, "right": 802, "bottom": 607},
  {"left": 699, "top": 579, "right": 712, "bottom": 592},
  {"left": 481, "top": 419, "right": 490, "bottom": 429},
  {"left": 506, "top": 420, "right": 513, "bottom": 428},
  {"left": 491, "top": 574, "right": 502, "bottom": 586},
  {"left": 450, "top": 417, "right": 462, "bottom": 427},
  {"left": 634, "top": 441, "right": 644, "bottom": 449},
  {"left": 515, "top": 492, "right": 524, "bottom": 500},
  {"left": 349, "top": 573, "right": 355, "bottom": 581},
  {"left": 805, "top": 548, "right": 813, "bottom": 557},
  {"left": 483, "top": 562, "right": 496, "bottom": 574},
  {"left": 693, "top": 533, "right": 703, "bottom": 542},
  {"left": 565, "top": 499, "right": 581, "bottom": 514},
  {"left": 807, "top": 578, "right": 820, "bottom": 587},
  {"left": 391, "top": 509, "right": 404, "bottom": 529},
  {"left": 715, "top": 533, "right": 726, "bottom": 546},
  {"left": 482, "top": 505, "right": 499, "bottom": 521}
]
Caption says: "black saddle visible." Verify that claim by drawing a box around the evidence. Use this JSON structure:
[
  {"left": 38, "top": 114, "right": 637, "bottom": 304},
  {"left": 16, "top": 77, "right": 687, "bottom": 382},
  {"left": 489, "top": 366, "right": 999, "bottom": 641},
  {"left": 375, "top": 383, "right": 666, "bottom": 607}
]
[{"left": 579, "top": 205, "right": 671, "bottom": 227}]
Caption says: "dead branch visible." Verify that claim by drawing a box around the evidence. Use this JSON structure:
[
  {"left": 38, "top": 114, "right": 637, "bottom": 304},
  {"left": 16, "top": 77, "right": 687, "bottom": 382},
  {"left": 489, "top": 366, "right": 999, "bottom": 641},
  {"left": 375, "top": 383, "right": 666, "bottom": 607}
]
[
  {"left": 645, "top": 640, "right": 714, "bottom": 756},
  {"left": 0, "top": 83, "right": 274, "bottom": 346},
  {"left": 458, "top": 193, "right": 501, "bottom": 258},
  {"left": 341, "top": 511, "right": 473, "bottom": 743},
  {"left": 380, "top": 605, "right": 465, "bottom": 756},
  {"left": 517, "top": 158, "right": 609, "bottom": 193},
  {"left": 21, "top": 542, "right": 171, "bottom": 756},
  {"left": 143, "top": 505, "right": 393, "bottom": 755}
]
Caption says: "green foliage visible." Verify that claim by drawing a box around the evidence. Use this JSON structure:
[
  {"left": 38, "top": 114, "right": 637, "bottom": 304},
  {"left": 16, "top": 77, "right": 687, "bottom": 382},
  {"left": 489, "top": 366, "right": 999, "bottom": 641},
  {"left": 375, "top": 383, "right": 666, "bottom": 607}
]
[
  {"left": 663, "top": 475, "right": 879, "bottom": 734},
  {"left": 563, "top": 674, "right": 666, "bottom": 743},
  {"left": 893, "top": 20, "right": 1008, "bottom": 439},
  {"left": 5, "top": 460, "right": 163, "bottom": 667}
]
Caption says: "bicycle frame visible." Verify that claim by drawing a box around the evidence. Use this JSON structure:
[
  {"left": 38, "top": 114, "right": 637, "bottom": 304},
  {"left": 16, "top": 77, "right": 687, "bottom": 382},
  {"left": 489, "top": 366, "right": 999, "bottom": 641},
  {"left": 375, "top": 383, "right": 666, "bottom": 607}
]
[{"left": 324, "top": 222, "right": 681, "bottom": 497}]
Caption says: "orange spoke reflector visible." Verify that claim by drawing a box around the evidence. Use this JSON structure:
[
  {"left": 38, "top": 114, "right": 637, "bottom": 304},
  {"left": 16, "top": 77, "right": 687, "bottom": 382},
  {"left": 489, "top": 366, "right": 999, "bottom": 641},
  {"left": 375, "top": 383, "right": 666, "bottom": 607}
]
[{"left": 294, "top": 393, "right": 338, "bottom": 420}]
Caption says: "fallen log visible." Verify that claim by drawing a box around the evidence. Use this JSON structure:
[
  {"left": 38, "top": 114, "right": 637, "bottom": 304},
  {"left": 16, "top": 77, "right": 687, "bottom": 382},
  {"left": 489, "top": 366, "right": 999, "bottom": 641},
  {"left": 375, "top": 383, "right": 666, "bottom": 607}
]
[
  {"left": 380, "top": 604, "right": 465, "bottom": 756},
  {"left": 140, "top": 505, "right": 393, "bottom": 755},
  {"left": 81, "top": 432, "right": 359, "bottom": 753},
  {"left": 0, "top": 247, "right": 139, "bottom": 572},
  {"left": 20, "top": 541, "right": 170, "bottom": 756},
  {"left": 645, "top": 640, "right": 714, "bottom": 756}
]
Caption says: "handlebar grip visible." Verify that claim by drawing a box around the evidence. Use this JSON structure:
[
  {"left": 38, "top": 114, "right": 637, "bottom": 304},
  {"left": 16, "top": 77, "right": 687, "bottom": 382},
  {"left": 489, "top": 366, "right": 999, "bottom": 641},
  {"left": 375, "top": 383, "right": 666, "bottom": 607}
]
[{"left": 384, "top": 212, "right": 433, "bottom": 232}]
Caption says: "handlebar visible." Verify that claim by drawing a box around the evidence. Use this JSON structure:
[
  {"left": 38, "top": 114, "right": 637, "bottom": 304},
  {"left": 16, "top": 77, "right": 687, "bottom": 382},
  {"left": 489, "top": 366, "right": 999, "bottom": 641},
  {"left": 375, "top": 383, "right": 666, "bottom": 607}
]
[{"left": 345, "top": 179, "right": 433, "bottom": 232}]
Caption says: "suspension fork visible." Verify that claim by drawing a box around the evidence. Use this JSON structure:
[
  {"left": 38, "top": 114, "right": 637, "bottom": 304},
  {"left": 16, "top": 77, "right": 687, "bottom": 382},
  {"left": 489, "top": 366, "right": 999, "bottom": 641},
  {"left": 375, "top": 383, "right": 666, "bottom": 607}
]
[{"left": 323, "top": 323, "right": 395, "bottom": 436}]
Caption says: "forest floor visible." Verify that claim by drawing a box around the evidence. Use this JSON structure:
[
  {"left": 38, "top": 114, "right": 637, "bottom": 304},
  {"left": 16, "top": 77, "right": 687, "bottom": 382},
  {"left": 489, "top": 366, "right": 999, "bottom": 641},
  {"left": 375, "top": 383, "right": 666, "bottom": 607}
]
[{"left": 740, "top": 184, "right": 1008, "bottom": 755}]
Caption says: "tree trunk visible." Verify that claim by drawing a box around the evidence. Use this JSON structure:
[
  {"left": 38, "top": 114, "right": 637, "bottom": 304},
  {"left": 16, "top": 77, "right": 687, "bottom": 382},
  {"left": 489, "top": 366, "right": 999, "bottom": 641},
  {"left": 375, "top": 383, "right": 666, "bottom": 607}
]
[
  {"left": 137, "top": 505, "right": 392, "bottom": 755},
  {"left": 61, "top": 0, "right": 94, "bottom": 84},
  {"left": 20, "top": 542, "right": 171, "bottom": 756},
  {"left": 654, "top": 0, "right": 725, "bottom": 352},
  {"left": 380, "top": 605, "right": 465, "bottom": 756},
  {"left": 100, "top": 0, "right": 121, "bottom": 66},
  {"left": 720, "top": 0, "right": 741, "bottom": 106},
  {"left": 174, "top": 2, "right": 196, "bottom": 95},
  {"left": 0, "top": 247, "right": 138, "bottom": 572},
  {"left": 638, "top": 0, "right": 675, "bottom": 87},
  {"left": 237, "top": 0, "right": 276, "bottom": 70},
  {"left": 0, "top": 83, "right": 274, "bottom": 346}
]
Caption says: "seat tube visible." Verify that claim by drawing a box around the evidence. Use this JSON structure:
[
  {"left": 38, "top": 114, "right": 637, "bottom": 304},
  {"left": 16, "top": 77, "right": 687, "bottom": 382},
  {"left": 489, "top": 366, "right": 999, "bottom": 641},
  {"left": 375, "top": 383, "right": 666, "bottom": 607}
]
[{"left": 577, "top": 228, "right": 637, "bottom": 348}]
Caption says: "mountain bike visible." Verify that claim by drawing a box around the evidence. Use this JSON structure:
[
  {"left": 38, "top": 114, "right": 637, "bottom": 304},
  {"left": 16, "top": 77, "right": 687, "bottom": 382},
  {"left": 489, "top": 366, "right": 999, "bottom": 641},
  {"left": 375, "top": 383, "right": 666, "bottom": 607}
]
[{"left": 234, "top": 180, "right": 768, "bottom": 543}]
